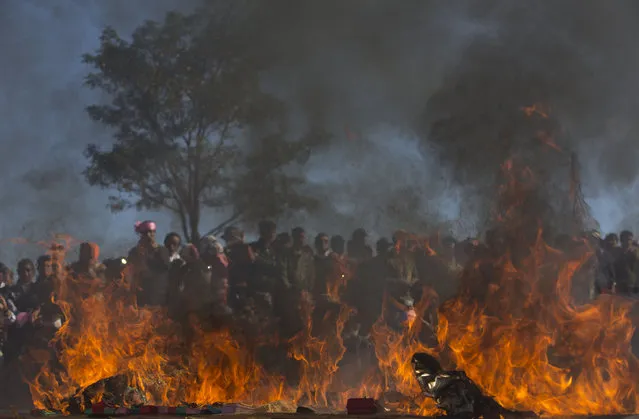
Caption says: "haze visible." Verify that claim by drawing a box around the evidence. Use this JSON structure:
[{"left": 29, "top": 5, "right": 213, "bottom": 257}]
[{"left": 1, "top": 0, "right": 638, "bottom": 262}]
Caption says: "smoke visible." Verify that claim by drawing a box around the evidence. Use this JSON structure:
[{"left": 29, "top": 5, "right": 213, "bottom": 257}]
[
  {"left": 250, "top": 1, "right": 487, "bottom": 240},
  {"left": 252, "top": 0, "right": 639, "bottom": 237},
  {"left": 0, "top": 0, "right": 200, "bottom": 263},
  {"left": 1, "top": 0, "right": 639, "bottom": 262},
  {"left": 415, "top": 1, "right": 639, "bottom": 234}
]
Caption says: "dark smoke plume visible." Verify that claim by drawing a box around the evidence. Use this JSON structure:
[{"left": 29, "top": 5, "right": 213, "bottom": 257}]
[
  {"left": 2, "top": 0, "right": 639, "bottom": 262},
  {"left": 247, "top": 0, "right": 639, "bottom": 236}
]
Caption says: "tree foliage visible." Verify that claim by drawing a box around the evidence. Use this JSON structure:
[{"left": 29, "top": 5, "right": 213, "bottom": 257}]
[{"left": 83, "top": 7, "right": 319, "bottom": 242}]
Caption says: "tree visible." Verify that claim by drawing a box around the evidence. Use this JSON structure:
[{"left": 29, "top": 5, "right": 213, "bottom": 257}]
[{"left": 83, "top": 7, "right": 317, "bottom": 243}]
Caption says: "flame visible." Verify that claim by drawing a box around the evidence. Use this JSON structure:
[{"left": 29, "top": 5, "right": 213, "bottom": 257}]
[
  {"left": 24, "top": 157, "right": 639, "bottom": 416},
  {"left": 288, "top": 293, "right": 353, "bottom": 407},
  {"left": 536, "top": 131, "right": 562, "bottom": 152},
  {"left": 437, "top": 160, "right": 639, "bottom": 415},
  {"left": 521, "top": 103, "right": 550, "bottom": 118},
  {"left": 28, "top": 253, "right": 430, "bottom": 414}
]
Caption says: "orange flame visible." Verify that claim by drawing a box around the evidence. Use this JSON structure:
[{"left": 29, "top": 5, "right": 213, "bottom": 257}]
[
  {"left": 521, "top": 103, "right": 550, "bottom": 118},
  {"left": 25, "top": 158, "right": 639, "bottom": 416}
]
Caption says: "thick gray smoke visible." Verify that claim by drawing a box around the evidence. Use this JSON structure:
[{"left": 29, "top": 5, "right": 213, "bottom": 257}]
[
  {"left": 0, "top": 0, "right": 200, "bottom": 262},
  {"left": 250, "top": 0, "right": 639, "bottom": 238},
  {"left": 1, "top": 0, "right": 639, "bottom": 262}
]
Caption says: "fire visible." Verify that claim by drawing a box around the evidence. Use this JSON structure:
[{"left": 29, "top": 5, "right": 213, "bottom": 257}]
[
  {"left": 536, "top": 131, "right": 562, "bottom": 152},
  {"left": 25, "top": 156, "right": 639, "bottom": 416},
  {"left": 28, "top": 255, "right": 434, "bottom": 414},
  {"left": 370, "top": 288, "right": 440, "bottom": 415},
  {"left": 288, "top": 294, "right": 353, "bottom": 407},
  {"left": 437, "top": 160, "right": 639, "bottom": 415},
  {"left": 521, "top": 103, "right": 550, "bottom": 118}
]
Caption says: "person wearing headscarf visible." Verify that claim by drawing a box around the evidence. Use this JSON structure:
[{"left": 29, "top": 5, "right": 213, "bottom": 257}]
[{"left": 127, "top": 220, "right": 171, "bottom": 306}]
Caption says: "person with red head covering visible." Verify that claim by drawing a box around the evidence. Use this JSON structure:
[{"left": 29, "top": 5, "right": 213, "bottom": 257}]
[{"left": 127, "top": 220, "right": 171, "bottom": 306}]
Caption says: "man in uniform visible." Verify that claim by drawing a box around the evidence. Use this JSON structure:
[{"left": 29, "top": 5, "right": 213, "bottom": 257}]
[{"left": 285, "top": 227, "right": 315, "bottom": 293}]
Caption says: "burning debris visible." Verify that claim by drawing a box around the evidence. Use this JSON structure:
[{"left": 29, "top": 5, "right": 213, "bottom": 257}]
[{"left": 411, "top": 353, "right": 534, "bottom": 418}]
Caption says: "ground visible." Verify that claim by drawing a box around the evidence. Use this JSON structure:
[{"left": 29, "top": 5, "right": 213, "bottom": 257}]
[{"left": 2, "top": 414, "right": 639, "bottom": 419}]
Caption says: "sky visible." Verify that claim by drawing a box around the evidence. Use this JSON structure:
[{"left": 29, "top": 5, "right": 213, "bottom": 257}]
[
  {"left": 0, "top": 0, "right": 199, "bottom": 261},
  {"left": 2, "top": 0, "right": 639, "bottom": 263}
]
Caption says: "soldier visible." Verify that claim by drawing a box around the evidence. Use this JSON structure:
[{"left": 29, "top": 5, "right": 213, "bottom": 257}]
[
  {"left": 312, "top": 233, "right": 333, "bottom": 298},
  {"left": 285, "top": 227, "right": 315, "bottom": 293}
]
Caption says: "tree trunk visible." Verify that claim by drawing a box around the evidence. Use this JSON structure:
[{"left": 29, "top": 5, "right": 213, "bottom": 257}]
[
  {"left": 188, "top": 202, "right": 201, "bottom": 245},
  {"left": 177, "top": 207, "right": 190, "bottom": 244}
]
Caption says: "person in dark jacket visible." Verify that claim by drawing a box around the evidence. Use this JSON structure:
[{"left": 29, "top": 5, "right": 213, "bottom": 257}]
[
  {"left": 222, "top": 226, "right": 255, "bottom": 310},
  {"left": 127, "top": 220, "right": 170, "bottom": 306}
]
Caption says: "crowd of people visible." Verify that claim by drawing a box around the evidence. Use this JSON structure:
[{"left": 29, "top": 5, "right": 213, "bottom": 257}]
[{"left": 0, "top": 218, "right": 638, "bottom": 402}]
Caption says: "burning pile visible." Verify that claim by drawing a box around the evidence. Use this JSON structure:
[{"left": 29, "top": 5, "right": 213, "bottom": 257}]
[{"left": 26, "top": 155, "right": 639, "bottom": 416}]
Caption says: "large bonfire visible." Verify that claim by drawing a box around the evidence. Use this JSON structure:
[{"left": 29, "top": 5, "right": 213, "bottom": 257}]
[{"left": 27, "top": 112, "right": 639, "bottom": 417}]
